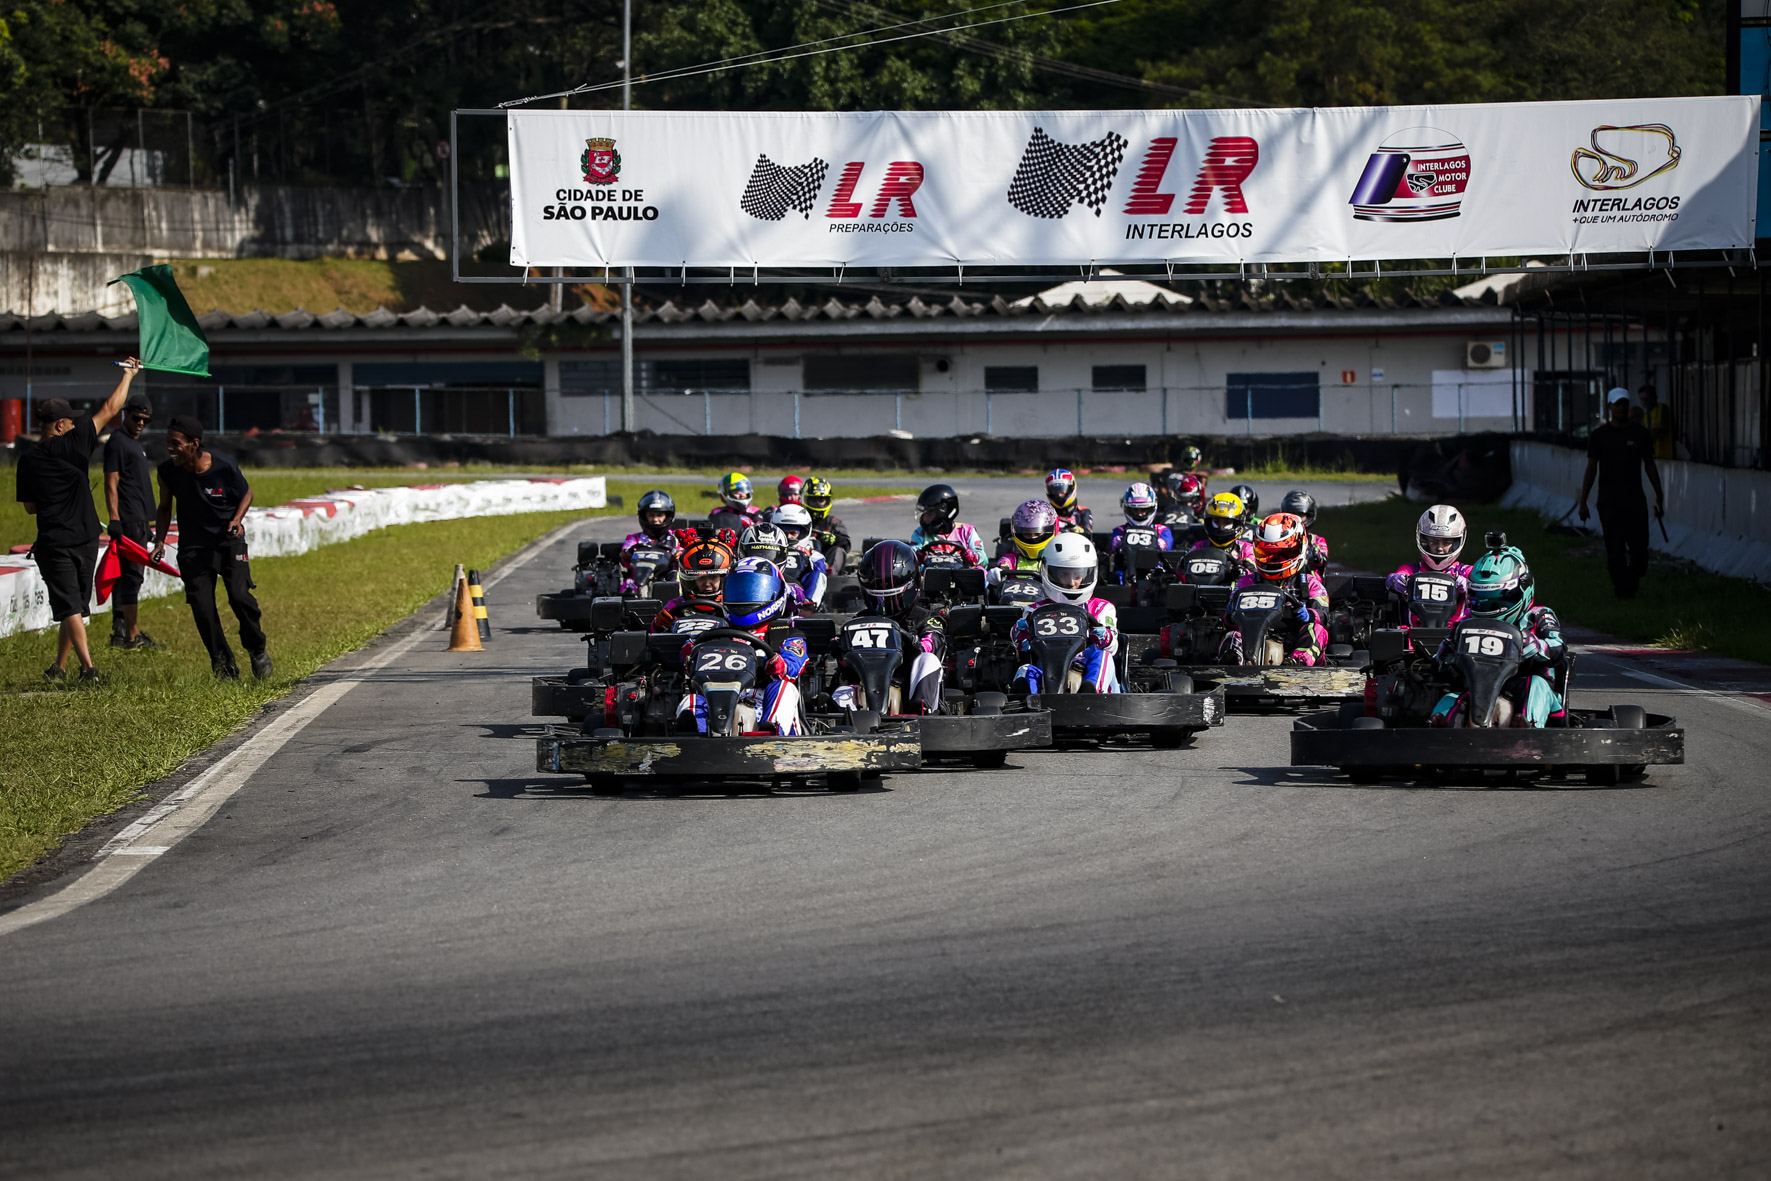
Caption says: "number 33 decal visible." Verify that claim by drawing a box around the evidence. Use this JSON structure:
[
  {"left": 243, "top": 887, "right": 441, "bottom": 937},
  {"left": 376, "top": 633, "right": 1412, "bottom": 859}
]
[{"left": 1034, "top": 614, "right": 1083, "bottom": 637}]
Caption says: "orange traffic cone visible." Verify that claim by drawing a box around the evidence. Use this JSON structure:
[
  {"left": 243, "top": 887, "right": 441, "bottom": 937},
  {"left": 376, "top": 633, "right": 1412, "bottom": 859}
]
[{"left": 448, "top": 572, "right": 483, "bottom": 652}]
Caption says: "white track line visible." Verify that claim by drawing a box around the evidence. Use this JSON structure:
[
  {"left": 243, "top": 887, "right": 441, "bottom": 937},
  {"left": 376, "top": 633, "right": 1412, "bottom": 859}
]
[
  {"left": 1610, "top": 665, "right": 1771, "bottom": 718},
  {"left": 0, "top": 519, "right": 584, "bottom": 939}
]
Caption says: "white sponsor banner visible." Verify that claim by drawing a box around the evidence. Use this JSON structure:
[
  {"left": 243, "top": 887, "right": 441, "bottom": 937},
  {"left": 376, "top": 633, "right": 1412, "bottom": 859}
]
[
  {"left": 0, "top": 476, "right": 606, "bottom": 638},
  {"left": 508, "top": 97, "right": 1759, "bottom": 269}
]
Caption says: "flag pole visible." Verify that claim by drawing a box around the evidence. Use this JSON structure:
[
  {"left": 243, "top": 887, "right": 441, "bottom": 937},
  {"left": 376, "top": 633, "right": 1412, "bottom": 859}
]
[{"left": 619, "top": 0, "right": 636, "bottom": 435}]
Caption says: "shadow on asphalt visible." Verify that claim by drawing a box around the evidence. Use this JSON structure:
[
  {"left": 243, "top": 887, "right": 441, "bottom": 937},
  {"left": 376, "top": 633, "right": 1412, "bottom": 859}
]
[
  {"left": 467, "top": 775, "right": 895, "bottom": 800},
  {"left": 1233, "top": 765, "right": 1665, "bottom": 791}
]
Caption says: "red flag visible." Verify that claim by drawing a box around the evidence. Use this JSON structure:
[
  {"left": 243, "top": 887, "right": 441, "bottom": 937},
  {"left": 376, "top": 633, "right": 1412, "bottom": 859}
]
[
  {"left": 94, "top": 543, "right": 124, "bottom": 605},
  {"left": 113, "top": 533, "right": 182, "bottom": 578}
]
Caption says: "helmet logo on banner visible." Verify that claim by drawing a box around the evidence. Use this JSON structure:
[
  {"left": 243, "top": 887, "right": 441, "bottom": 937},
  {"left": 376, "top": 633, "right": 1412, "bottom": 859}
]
[
  {"left": 741, "top": 154, "right": 830, "bottom": 221},
  {"left": 1571, "top": 124, "right": 1681, "bottom": 191},
  {"left": 581, "top": 137, "right": 621, "bottom": 185},
  {"left": 1007, "top": 127, "right": 1128, "bottom": 219},
  {"left": 1122, "top": 136, "right": 1259, "bottom": 216},
  {"left": 1348, "top": 126, "right": 1469, "bottom": 222}
]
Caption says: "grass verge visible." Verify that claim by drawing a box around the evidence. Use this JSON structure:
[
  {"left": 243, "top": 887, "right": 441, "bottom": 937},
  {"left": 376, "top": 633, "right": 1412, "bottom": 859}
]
[
  {"left": 0, "top": 507, "right": 596, "bottom": 883},
  {"left": 1317, "top": 494, "right": 1771, "bottom": 665}
]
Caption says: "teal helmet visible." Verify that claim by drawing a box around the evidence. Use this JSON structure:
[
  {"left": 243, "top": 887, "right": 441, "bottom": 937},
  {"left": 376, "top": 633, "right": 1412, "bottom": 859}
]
[{"left": 1467, "top": 545, "right": 1534, "bottom": 625}]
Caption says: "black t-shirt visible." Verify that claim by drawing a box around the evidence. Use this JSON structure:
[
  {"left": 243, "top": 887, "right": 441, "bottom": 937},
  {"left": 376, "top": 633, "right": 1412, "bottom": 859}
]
[
  {"left": 103, "top": 430, "right": 156, "bottom": 523},
  {"left": 15, "top": 416, "right": 100, "bottom": 549},
  {"left": 1587, "top": 421, "right": 1655, "bottom": 505},
  {"left": 157, "top": 450, "right": 250, "bottom": 549}
]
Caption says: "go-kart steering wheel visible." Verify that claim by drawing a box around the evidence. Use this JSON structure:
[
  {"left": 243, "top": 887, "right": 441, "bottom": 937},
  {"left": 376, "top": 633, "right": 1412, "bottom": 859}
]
[{"left": 690, "top": 627, "right": 781, "bottom": 660}]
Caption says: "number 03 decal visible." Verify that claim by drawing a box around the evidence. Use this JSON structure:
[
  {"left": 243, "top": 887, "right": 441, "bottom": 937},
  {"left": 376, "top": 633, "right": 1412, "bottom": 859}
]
[{"left": 1461, "top": 633, "right": 1507, "bottom": 657}]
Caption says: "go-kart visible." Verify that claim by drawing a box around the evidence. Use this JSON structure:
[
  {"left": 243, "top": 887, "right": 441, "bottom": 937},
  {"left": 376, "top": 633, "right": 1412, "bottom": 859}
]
[
  {"left": 536, "top": 540, "right": 675, "bottom": 631},
  {"left": 828, "top": 611, "right": 1051, "bottom": 768},
  {"left": 1291, "top": 622, "right": 1685, "bottom": 784},
  {"left": 537, "top": 612, "right": 921, "bottom": 795},
  {"left": 960, "top": 600, "right": 1224, "bottom": 748}
]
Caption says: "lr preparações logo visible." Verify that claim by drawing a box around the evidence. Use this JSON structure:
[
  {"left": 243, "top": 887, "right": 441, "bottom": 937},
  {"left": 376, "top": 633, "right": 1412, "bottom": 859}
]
[
  {"left": 1569, "top": 124, "right": 1683, "bottom": 226},
  {"left": 1348, "top": 127, "right": 1469, "bottom": 222},
  {"left": 582, "top": 137, "right": 621, "bottom": 185},
  {"left": 738, "top": 155, "right": 924, "bottom": 233}
]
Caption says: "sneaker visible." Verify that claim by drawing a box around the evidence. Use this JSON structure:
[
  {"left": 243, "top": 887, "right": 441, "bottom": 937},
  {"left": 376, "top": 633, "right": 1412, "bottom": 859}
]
[
  {"left": 42, "top": 665, "right": 66, "bottom": 683},
  {"left": 128, "top": 632, "right": 165, "bottom": 651},
  {"left": 250, "top": 650, "right": 274, "bottom": 680},
  {"left": 214, "top": 660, "right": 240, "bottom": 681},
  {"left": 77, "top": 666, "right": 101, "bottom": 686},
  {"left": 109, "top": 634, "right": 132, "bottom": 649}
]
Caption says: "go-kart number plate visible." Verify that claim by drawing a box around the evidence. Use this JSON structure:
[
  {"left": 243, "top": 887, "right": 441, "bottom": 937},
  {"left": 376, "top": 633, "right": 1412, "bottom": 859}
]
[
  {"left": 1414, "top": 576, "right": 1455, "bottom": 603},
  {"left": 1236, "top": 591, "right": 1281, "bottom": 610},
  {"left": 1459, "top": 629, "right": 1516, "bottom": 658},
  {"left": 695, "top": 649, "right": 752, "bottom": 671},
  {"left": 1124, "top": 529, "right": 1158, "bottom": 548},
  {"left": 845, "top": 623, "right": 896, "bottom": 649},
  {"left": 1188, "top": 559, "right": 1224, "bottom": 578},
  {"left": 1034, "top": 614, "right": 1084, "bottom": 637},
  {"left": 674, "top": 617, "right": 719, "bottom": 635}
]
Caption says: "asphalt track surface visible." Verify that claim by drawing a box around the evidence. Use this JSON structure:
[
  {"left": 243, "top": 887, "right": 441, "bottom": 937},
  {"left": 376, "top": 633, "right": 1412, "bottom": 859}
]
[{"left": 3, "top": 477, "right": 1767, "bottom": 1179}]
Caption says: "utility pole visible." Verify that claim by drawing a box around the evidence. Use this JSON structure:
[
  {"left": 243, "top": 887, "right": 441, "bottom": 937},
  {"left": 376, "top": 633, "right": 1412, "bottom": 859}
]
[{"left": 619, "top": 0, "right": 636, "bottom": 434}]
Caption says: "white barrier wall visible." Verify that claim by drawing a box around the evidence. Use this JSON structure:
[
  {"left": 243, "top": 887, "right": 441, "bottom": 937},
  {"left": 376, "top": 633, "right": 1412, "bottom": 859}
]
[
  {"left": 1503, "top": 441, "right": 1771, "bottom": 584},
  {"left": 0, "top": 476, "right": 607, "bottom": 639}
]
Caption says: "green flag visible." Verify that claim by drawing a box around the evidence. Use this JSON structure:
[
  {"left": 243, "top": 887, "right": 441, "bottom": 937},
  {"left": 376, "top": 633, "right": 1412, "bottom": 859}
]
[{"left": 107, "top": 264, "right": 211, "bottom": 377}]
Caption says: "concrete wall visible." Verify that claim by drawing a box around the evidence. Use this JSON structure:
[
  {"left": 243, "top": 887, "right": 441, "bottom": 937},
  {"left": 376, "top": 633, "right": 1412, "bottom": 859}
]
[
  {"left": 1503, "top": 440, "right": 1771, "bottom": 584},
  {"left": 0, "top": 182, "right": 507, "bottom": 313}
]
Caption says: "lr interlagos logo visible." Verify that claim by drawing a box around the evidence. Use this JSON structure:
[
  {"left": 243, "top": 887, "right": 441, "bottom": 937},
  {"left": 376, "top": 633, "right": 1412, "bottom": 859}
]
[
  {"left": 541, "top": 136, "right": 661, "bottom": 223},
  {"left": 1569, "top": 124, "right": 1682, "bottom": 224}
]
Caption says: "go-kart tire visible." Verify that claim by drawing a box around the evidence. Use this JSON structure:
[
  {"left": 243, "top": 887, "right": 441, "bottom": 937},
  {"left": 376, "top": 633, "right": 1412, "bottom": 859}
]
[
  {"left": 1343, "top": 765, "right": 1383, "bottom": 785},
  {"left": 584, "top": 775, "right": 623, "bottom": 797},
  {"left": 1337, "top": 701, "right": 1368, "bottom": 726},
  {"left": 1583, "top": 715, "right": 1620, "bottom": 784},
  {"left": 1610, "top": 705, "right": 1649, "bottom": 777},
  {"left": 1166, "top": 674, "right": 1195, "bottom": 695},
  {"left": 1151, "top": 729, "right": 1191, "bottom": 750},
  {"left": 971, "top": 749, "right": 1009, "bottom": 769},
  {"left": 1349, "top": 716, "right": 1385, "bottom": 730},
  {"left": 829, "top": 770, "right": 864, "bottom": 792}
]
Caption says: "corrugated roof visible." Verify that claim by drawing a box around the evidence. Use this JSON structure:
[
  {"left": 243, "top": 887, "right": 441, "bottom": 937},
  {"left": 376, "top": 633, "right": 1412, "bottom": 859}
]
[{"left": 0, "top": 286, "right": 1497, "bottom": 335}]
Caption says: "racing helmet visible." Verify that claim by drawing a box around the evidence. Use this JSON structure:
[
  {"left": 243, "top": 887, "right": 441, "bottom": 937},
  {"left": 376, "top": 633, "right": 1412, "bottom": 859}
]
[
  {"left": 1164, "top": 470, "right": 1204, "bottom": 515},
  {"left": 803, "top": 476, "right": 835, "bottom": 517},
  {"left": 771, "top": 503, "right": 813, "bottom": 544},
  {"left": 1121, "top": 481, "right": 1158, "bottom": 527},
  {"left": 1279, "top": 489, "right": 1317, "bottom": 530},
  {"left": 1228, "top": 484, "right": 1259, "bottom": 525},
  {"left": 678, "top": 538, "right": 734, "bottom": 598},
  {"left": 857, "top": 540, "right": 921, "bottom": 616},
  {"left": 718, "top": 471, "right": 753, "bottom": 510},
  {"left": 1181, "top": 445, "right": 1203, "bottom": 469},
  {"left": 1252, "top": 512, "right": 1308, "bottom": 581},
  {"left": 777, "top": 475, "right": 805, "bottom": 505},
  {"left": 1010, "top": 498, "right": 1059, "bottom": 560},
  {"left": 636, "top": 489, "right": 676, "bottom": 539},
  {"left": 723, "top": 557, "right": 790, "bottom": 627},
  {"left": 1466, "top": 545, "right": 1534, "bottom": 626},
  {"left": 1041, "top": 533, "right": 1099, "bottom": 604},
  {"left": 916, "top": 483, "right": 960, "bottom": 533},
  {"left": 1416, "top": 504, "right": 1467, "bottom": 572},
  {"left": 1045, "top": 468, "right": 1079, "bottom": 512},
  {"left": 1202, "top": 492, "right": 1247, "bottom": 549},
  {"left": 737, "top": 521, "right": 788, "bottom": 566}
]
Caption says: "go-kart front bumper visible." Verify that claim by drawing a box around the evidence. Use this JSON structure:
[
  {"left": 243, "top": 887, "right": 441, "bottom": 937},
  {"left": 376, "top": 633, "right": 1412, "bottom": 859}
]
[
  {"left": 1182, "top": 664, "right": 1367, "bottom": 709},
  {"left": 1290, "top": 709, "right": 1685, "bottom": 776},
  {"left": 1025, "top": 687, "right": 1225, "bottom": 735},
  {"left": 537, "top": 724, "right": 923, "bottom": 780}
]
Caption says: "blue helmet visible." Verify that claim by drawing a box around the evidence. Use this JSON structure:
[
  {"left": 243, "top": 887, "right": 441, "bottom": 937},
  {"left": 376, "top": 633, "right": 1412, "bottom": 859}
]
[{"left": 723, "top": 557, "right": 790, "bottom": 627}]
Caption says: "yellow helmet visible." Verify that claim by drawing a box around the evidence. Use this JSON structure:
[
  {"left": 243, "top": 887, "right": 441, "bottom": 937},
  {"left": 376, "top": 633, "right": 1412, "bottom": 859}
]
[{"left": 1203, "top": 492, "right": 1246, "bottom": 549}]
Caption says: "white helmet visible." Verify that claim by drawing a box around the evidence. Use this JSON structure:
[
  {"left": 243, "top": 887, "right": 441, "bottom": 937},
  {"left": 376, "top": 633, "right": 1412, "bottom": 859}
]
[
  {"left": 1041, "top": 533, "right": 1099, "bottom": 604},
  {"left": 770, "top": 503, "right": 813, "bottom": 544},
  {"left": 1416, "top": 504, "right": 1467, "bottom": 572}
]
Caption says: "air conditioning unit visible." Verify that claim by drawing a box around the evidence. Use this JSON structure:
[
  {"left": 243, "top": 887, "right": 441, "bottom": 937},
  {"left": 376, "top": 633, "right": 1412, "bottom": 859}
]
[{"left": 1465, "top": 340, "right": 1508, "bottom": 369}]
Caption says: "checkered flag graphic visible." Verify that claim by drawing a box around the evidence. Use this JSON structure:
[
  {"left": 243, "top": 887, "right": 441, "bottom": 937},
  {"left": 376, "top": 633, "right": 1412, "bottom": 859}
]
[
  {"left": 740, "top": 155, "right": 831, "bottom": 221},
  {"left": 1006, "top": 128, "right": 1128, "bottom": 219}
]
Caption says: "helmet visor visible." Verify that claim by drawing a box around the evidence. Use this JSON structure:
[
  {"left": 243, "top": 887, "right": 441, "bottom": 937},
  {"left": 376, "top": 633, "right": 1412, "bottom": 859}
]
[
  {"left": 1205, "top": 516, "right": 1241, "bottom": 544},
  {"left": 1419, "top": 532, "right": 1461, "bottom": 557},
  {"left": 919, "top": 506, "right": 946, "bottom": 529},
  {"left": 1047, "top": 565, "right": 1089, "bottom": 590},
  {"left": 691, "top": 573, "right": 727, "bottom": 596},
  {"left": 1468, "top": 582, "right": 1525, "bottom": 617},
  {"left": 1014, "top": 525, "right": 1055, "bottom": 548},
  {"left": 804, "top": 493, "right": 832, "bottom": 512},
  {"left": 779, "top": 522, "right": 806, "bottom": 543},
  {"left": 641, "top": 509, "right": 670, "bottom": 529}
]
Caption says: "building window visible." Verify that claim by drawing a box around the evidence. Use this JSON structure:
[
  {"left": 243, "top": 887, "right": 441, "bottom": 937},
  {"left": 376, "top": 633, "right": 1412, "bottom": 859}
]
[
  {"left": 804, "top": 354, "right": 919, "bottom": 391},
  {"left": 650, "top": 358, "right": 750, "bottom": 390},
  {"left": 1226, "top": 372, "right": 1321, "bottom": 419},
  {"left": 1092, "top": 365, "right": 1146, "bottom": 391},
  {"left": 559, "top": 360, "right": 620, "bottom": 397},
  {"left": 985, "top": 366, "right": 1039, "bottom": 392}
]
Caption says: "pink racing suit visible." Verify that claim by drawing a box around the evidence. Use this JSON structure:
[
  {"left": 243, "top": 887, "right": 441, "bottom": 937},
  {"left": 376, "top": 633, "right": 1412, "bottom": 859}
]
[
  {"left": 1010, "top": 595, "right": 1120, "bottom": 693},
  {"left": 1224, "top": 569, "right": 1329, "bottom": 665},
  {"left": 910, "top": 521, "right": 988, "bottom": 566},
  {"left": 1188, "top": 536, "right": 1256, "bottom": 568},
  {"left": 1386, "top": 561, "right": 1474, "bottom": 626},
  {"left": 618, "top": 530, "right": 682, "bottom": 593}
]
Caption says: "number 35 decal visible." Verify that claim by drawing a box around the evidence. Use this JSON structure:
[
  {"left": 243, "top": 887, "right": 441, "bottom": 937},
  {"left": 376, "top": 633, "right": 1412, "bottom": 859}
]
[{"left": 1237, "top": 592, "right": 1280, "bottom": 610}]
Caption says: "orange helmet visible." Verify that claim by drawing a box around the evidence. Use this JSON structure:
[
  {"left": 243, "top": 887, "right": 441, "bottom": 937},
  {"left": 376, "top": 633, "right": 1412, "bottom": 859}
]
[
  {"left": 678, "top": 537, "right": 735, "bottom": 596},
  {"left": 1252, "top": 512, "right": 1307, "bottom": 580}
]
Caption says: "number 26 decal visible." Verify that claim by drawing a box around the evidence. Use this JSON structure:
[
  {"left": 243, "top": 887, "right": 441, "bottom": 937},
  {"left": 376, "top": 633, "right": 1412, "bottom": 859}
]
[{"left": 696, "top": 649, "right": 751, "bottom": 671}]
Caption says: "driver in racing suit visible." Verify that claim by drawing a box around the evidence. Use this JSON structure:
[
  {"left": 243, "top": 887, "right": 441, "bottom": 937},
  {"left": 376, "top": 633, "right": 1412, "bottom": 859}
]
[
  {"left": 1109, "top": 481, "right": 1174, "bottom": 584},
  {"left": 1387, "top": 504, "right": 1475, "bottom": 626},
  {"left": 1429, "top": 543, "right": 1566, "bottom": 727},
  {"left": 1009, "top": 533, "right": 1120, "bottom": 694},
  {"left": 1157, "top": 469, "right": 1206, "bottom": 524},
  {"left": 1219, "top": 512, "right": 1329, "bottom": 666},
  {"left": 830, "top": 540, "right": 948, "bottom": 715},
  {"left": 650, "top": 537, "right": 734, "bottom": 633},
  {"left": 1044, "top": 468, "right": 1094, "bottom": 534},
  {"left": 802, "top": 477, "right": 851, "bottom": 573},
  {"left": 988, "top": 499, "right": 1058, "bottom": 599},
  {"left": 618, "top": 489, "right": 684, "bottom": 593},
  {"left": 709, "top": 471, "right": 767, "bottom": 534},
  {"left": 909, "top": 483, "right": 988, "bottom": 565},
  {"left": 1278, "top": 490, "right": 1330, "bottom": 575},
  {"left": 770, "top": 503, "right": 830, "bottom": 609},
  {"left": 675, "top": 557, "right": 811, "bottom": 735},
  {"left": 1189, "top": 491, "right": 1257, "bottom": 567}
]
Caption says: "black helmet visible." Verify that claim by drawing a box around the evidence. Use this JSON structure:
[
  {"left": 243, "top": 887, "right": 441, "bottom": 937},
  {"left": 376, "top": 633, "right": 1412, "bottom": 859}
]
[
  {"left": 1279, "top": 489, "right": 1317, "bottom": 529},
  {"left": 1228, "top": 483, "right": 1259, "bottom": 524},
  {"left": 858, "top": 540, "right": 920, "bottom": 616},
  {"left": 916, "top": 483, "right": 959, "bottom": 533},
  {"left": 637, "top": 489, "right": 676, "bottom": 539}
]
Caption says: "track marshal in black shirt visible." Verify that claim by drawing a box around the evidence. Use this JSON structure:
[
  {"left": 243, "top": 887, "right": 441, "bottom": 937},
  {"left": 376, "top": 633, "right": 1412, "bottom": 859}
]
[
  {"left": 103, "top": 390, "right": 161, "bottom": 649},
  {"left": 153, "top": 416, "right": 273, "bottom": 680},
  {"left": 1579, "top": 387, "right": 1665, "bottom": 599},
  {"left": 13, "top": 359, "right": 142, "bottom": 682}
]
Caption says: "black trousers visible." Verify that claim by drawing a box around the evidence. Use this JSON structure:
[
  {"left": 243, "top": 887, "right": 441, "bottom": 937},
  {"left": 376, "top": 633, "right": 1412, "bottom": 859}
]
[
  {"left": 109, "top": 520, "right": 153, "bottom": 637},
  {"left": 179, "top": 541, "right": 266, "bottom": 668},
  {"left": 1598, "top": 499, "right": 1651, "bottom": 598}
]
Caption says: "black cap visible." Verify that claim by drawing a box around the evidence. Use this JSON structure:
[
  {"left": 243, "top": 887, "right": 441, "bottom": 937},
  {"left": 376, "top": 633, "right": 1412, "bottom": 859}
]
[
  {"left": 124, "top": 392, "right": 153, "bottom": 416},
  {"left": 168, "top": 414, "right": 204, "bottom": 441},
  {"left": 34, "top": 397, "right": 74, "bottom": 424}
]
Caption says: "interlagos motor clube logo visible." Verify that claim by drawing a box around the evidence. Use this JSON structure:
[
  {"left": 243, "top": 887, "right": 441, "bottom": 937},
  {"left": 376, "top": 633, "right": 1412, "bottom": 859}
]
[
  {"left": 540, "top": 136, "right": 660, "bottom": 223},
  {"left": 1569, "top": 124, "right": 1683, "bottom": 225}
]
